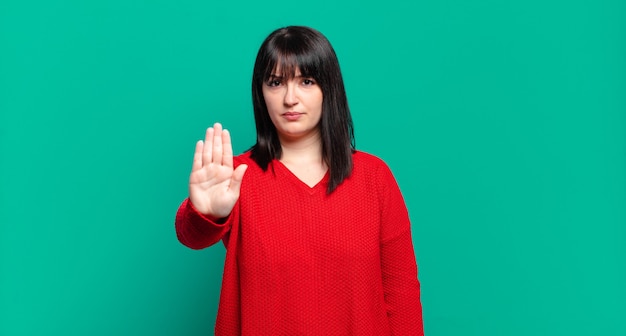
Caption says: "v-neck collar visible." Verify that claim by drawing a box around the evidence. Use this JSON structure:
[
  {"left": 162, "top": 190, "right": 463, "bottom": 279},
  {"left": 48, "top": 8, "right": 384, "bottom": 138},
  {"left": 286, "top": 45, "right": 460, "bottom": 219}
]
[{"left": 273, "top": 160, "right": 329, "bottom": 195}]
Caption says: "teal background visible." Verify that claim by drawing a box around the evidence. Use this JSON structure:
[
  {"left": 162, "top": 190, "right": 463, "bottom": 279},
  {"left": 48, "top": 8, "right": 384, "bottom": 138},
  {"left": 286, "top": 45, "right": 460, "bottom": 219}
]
[{"left": 1, "top": 0, "right": 624, "bottom": 335}]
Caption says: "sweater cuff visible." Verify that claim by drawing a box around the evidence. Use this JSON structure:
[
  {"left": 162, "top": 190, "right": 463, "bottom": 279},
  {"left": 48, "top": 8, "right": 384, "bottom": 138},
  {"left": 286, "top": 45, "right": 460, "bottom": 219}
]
[{"left": 185, "top": 198, "right": 230, "bottom": 226}]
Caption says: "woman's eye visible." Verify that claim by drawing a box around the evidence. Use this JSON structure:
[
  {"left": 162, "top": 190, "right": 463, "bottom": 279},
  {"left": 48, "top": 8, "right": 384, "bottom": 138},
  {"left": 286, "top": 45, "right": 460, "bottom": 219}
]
[
  {"left": 302, "top": 79, "right": 316, "bottom": 85},
  {"left": 267, "top": 79, "right": 282, "bottom": 87}
]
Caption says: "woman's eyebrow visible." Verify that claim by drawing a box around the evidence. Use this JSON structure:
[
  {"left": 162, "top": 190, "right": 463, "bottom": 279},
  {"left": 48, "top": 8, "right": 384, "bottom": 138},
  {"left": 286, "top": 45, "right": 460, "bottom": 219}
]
[{"left": 268, "top": 73, "right": 308, "bottom": 80}]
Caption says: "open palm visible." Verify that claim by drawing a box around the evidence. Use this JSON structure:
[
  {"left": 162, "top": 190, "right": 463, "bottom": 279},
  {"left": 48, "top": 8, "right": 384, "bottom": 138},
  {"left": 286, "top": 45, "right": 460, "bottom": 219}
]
[{"left": 189, "top": 123, "right": 248, "bottom": 219}]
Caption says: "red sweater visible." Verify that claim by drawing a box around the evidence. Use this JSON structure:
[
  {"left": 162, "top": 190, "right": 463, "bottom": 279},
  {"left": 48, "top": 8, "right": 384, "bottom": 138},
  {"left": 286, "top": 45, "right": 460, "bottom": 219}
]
[{"left": 175, "top": 151, "right": 423, "bottom": 335}]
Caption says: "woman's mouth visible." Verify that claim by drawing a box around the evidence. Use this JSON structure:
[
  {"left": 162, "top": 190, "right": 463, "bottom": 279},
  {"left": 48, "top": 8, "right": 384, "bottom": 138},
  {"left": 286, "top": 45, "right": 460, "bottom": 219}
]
[{"left": 282, "top": 112, "right": 303, "bottom": 121}]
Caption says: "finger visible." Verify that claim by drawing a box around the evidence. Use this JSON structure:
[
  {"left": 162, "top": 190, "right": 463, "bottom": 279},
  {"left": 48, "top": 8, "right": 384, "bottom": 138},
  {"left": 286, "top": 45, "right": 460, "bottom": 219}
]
[
  {"left": 192, "top": 140, "right": 203, "bottom": 172},
  {"left": 222, "top": 129, "right": 234, "bottom": 168},
  {"left": 212, "top": 123, "right": 223, "bottom": 165},
  {"left": 203, "top": 127, "right": 214, "bottom": 166},
  {"left": 229, "top": 164, "right": 248, "bottom": 194}
]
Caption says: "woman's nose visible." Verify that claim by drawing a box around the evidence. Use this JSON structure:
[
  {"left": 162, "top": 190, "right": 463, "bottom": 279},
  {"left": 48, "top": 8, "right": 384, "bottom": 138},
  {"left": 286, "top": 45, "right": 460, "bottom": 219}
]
[{"left": 283, "top": 83, "right": 298, "bottom": 106}]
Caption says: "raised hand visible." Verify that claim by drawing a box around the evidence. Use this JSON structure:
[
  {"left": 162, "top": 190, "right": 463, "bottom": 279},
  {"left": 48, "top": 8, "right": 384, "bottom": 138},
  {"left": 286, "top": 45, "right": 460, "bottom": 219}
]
[{"left": 188, "top": 123, "right": 248, "bottom": 219}]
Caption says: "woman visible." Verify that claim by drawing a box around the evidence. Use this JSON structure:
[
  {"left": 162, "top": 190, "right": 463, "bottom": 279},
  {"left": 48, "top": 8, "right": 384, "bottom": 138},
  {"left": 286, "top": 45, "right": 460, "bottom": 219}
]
[{"left": 175, "top": 26, "right": 423, "bottom": 335}]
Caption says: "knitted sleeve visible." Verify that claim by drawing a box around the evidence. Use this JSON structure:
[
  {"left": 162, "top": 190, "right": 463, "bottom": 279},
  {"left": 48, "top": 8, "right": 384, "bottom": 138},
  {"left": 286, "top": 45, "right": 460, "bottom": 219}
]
[
  {"left": 174, "top": 198, "right": 235, "bottom": 250},
  {"left": 378, "top": 162, "right": 424, "bottom": 335}
]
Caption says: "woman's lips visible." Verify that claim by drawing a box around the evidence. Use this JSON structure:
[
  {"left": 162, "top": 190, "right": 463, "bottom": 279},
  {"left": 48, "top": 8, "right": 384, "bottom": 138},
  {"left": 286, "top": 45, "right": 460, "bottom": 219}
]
[{"left": 282, "top": 112, "right": 303, "bottom": 121}]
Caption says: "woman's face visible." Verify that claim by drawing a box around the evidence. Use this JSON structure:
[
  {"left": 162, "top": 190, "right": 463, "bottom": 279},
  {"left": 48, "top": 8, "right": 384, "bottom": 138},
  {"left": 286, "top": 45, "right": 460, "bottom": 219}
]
[{"left": 262, "top": 67, "right": 323, "bottom": 142}]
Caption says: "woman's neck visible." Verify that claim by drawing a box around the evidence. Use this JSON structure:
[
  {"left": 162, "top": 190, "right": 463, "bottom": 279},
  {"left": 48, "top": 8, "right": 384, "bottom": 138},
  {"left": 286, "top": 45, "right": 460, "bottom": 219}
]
[
  {"left": 278, "top": 130, "right": 328, "bottom": 187},
  {"left": 278, "top": 130, "right": 324, "bottom": 166}
]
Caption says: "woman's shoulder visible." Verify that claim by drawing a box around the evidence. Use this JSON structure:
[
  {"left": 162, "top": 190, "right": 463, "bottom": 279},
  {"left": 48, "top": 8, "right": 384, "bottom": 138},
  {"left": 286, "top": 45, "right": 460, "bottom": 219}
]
[
  {"left": 233, "top": 151, "right": 257, "bottom": 168},
  {"left": 351, "top": 150, "right": 397, "bottom": 182},
  {"left": 351, "top": 151, "right": 402, "bottom": 194},
  {"left": 352, "top": 150, "right": 389, "bottom": 170}
]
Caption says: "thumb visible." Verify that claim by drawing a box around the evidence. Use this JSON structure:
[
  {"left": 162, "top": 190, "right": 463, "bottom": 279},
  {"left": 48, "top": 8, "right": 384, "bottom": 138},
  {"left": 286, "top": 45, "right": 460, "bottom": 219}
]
[{"left": 229, "top": 164, "right": 248, "bottom": 193}]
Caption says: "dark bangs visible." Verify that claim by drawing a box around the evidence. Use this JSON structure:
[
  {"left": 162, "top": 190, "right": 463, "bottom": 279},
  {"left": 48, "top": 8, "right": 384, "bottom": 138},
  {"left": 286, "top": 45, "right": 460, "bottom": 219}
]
[{"left": 259, "top": 34, "right": 324, "bottom": 83}]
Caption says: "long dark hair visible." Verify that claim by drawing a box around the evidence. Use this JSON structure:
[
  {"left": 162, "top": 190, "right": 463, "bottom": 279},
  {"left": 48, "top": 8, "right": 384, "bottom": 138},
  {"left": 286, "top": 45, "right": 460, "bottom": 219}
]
[{"left": 250, "top": 26, "right": 355, "bottom": 194}]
